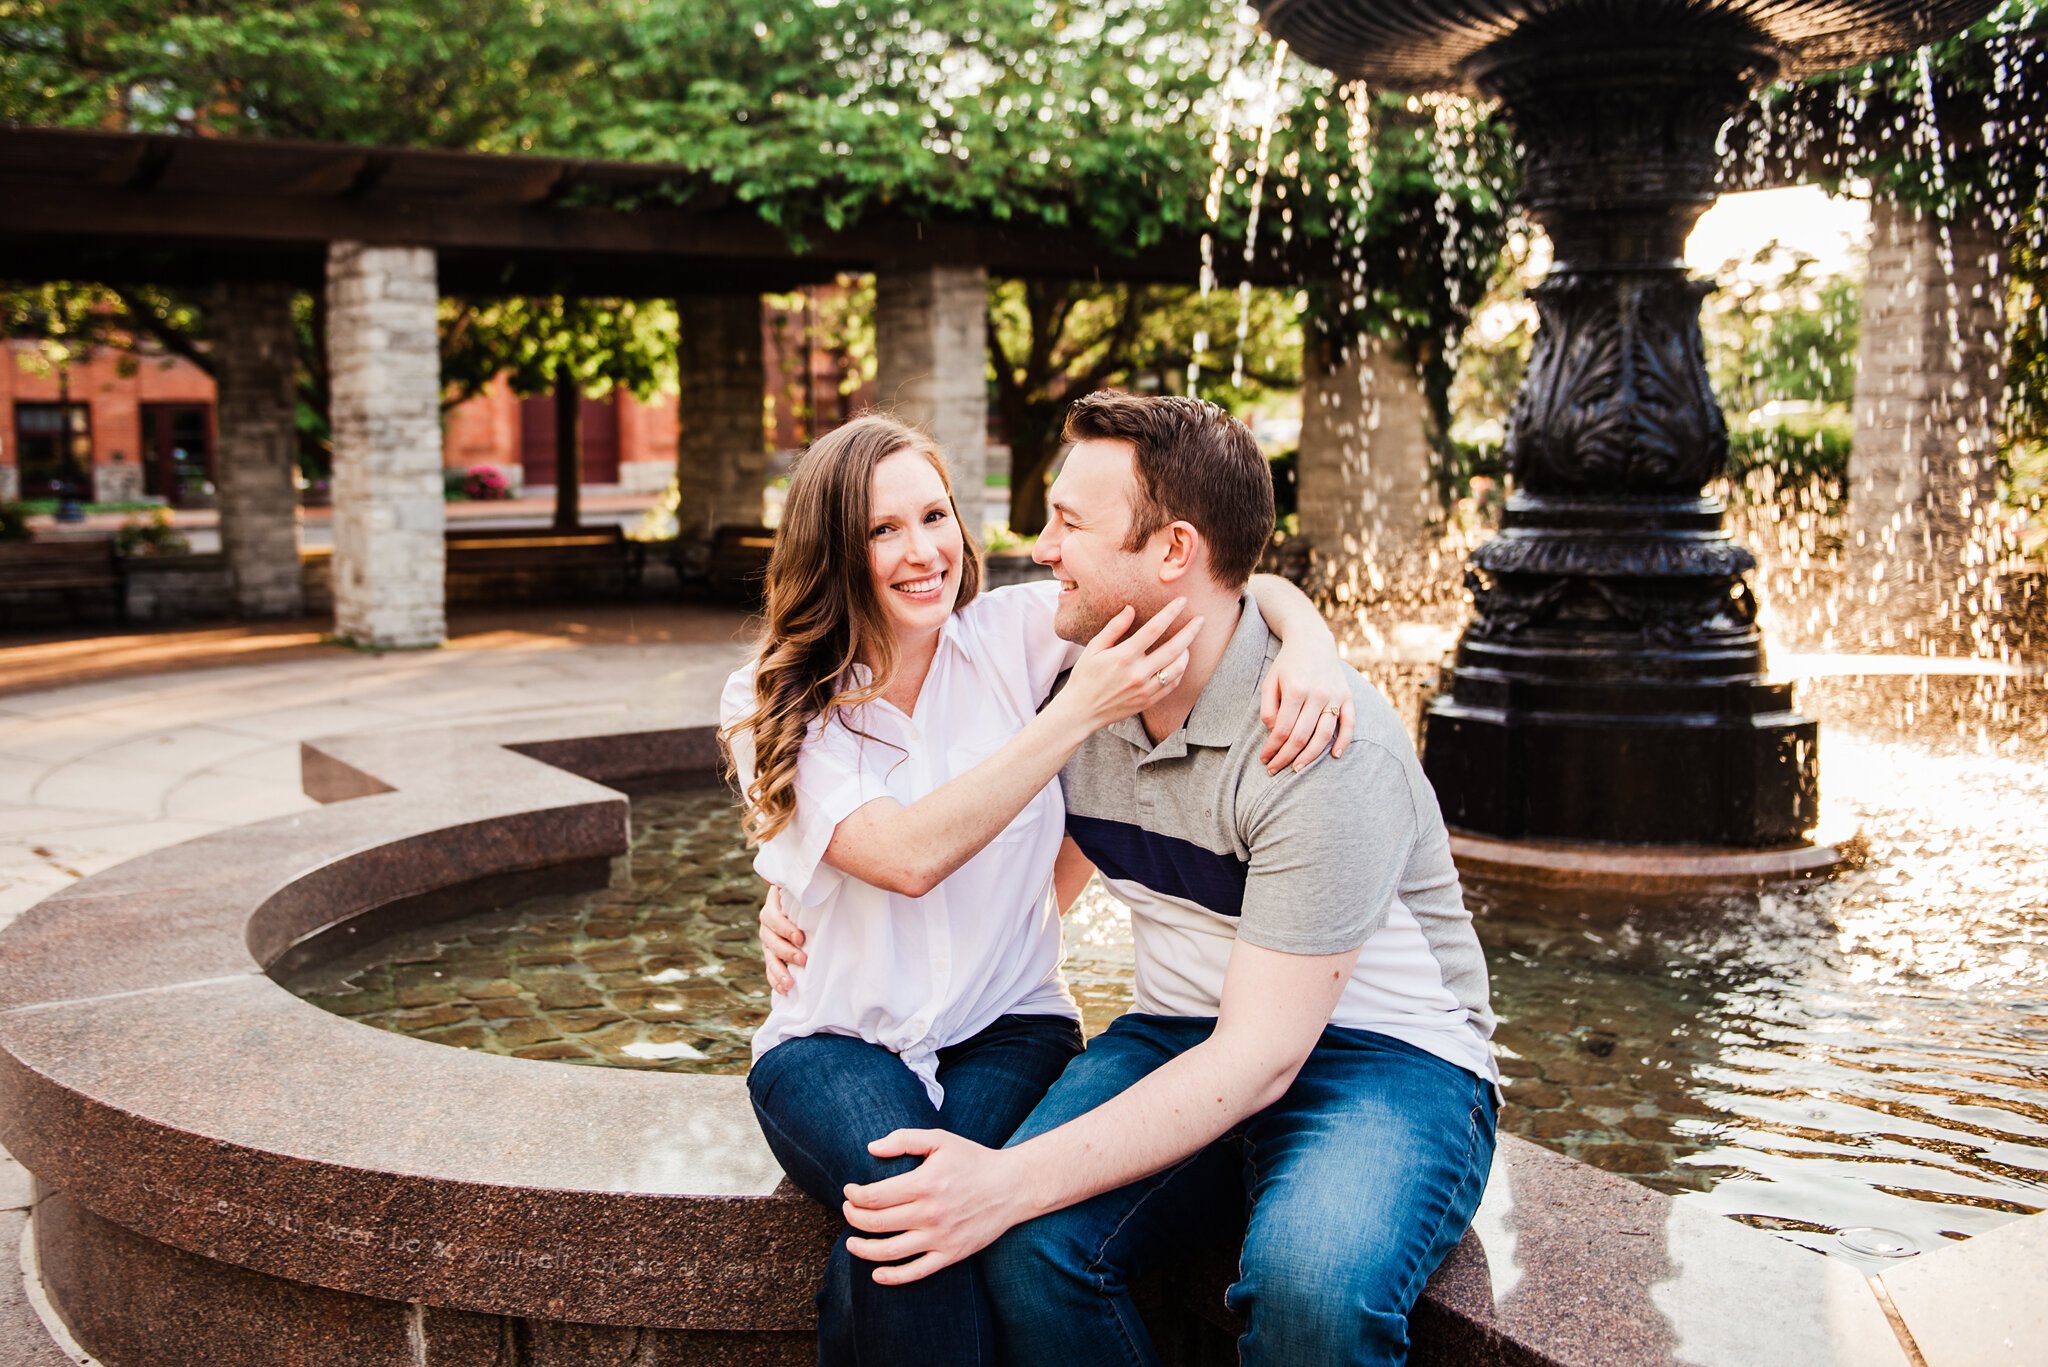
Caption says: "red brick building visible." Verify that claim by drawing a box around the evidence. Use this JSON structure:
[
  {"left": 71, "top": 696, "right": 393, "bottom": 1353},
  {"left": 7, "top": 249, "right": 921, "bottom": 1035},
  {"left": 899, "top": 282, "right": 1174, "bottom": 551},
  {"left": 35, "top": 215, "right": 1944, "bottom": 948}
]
[
  {"left": 3, "top": 288, "right": 872, "bottom": 505},
  {"left": 0, "top": 341, "right": 216, "bottom": 504}
]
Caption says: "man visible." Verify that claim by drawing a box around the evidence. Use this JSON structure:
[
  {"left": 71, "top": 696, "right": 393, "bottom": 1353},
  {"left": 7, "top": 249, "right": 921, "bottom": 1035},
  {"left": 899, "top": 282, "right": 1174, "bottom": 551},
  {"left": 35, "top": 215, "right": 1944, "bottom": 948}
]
[{"left": 835, "top": 391, "right": 1499, "bottom": 1366}]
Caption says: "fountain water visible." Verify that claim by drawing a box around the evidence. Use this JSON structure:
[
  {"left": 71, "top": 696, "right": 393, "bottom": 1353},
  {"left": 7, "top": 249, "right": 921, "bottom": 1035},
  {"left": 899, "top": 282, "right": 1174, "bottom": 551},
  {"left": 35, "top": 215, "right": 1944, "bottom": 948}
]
[{"left": 1259, "top": 0, "right": 1997, "bottom": 848}]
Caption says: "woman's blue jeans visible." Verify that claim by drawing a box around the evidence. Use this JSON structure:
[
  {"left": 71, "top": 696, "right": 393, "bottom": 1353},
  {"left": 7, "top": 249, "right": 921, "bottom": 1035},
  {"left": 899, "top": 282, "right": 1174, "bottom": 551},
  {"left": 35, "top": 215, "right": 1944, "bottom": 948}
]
[
  {"left": 981, "top": 1014, "right": 1497, "bottom": 1367},
  {"left": 748, "top": 1014, "right": 1085, "bottom": 1367}
]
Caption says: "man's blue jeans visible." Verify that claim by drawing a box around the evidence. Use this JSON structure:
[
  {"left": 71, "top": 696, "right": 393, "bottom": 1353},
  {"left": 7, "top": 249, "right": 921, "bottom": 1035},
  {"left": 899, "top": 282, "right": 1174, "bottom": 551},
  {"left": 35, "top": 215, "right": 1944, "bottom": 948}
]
[
  {"left": 748, "top": 1014, "right": 1084, "bottom": 1367},
  {"left": 981, "top": 1014, "right": 1496, "bottom": 1367}
]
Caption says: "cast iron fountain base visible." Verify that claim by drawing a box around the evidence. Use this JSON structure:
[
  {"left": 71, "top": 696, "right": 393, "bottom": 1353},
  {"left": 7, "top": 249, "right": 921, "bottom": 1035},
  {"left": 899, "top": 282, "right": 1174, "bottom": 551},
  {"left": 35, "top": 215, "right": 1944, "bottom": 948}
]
[
  {"left": 1256, "top": 0, "right": 1938, "bottom": 846},
  {"left": 1422, "top": 493, "right": 1821, "bottom": 845},
  {"left": 1411, "top": 24, "right": 1825, "bottom": 846}
]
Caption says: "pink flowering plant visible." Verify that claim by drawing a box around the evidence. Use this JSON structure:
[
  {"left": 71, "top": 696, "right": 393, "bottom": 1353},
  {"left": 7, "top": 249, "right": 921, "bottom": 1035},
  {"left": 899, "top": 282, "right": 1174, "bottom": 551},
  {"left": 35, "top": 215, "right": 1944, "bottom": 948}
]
[{"left": 464, "top": 466, "right": 512, "bottom": 501}]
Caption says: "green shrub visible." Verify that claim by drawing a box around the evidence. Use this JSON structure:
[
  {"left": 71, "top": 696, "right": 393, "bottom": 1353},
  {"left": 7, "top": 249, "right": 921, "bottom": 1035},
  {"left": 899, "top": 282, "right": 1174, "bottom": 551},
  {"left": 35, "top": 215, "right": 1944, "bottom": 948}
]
[
  {"left": 0, "top": 502, "right": 29, "bottom": 542},
  {"left": 1727, "top": 412, "right": 1853, "bottom": 491},
  {"left": 116, "top": 507, "right": 190, "bottom": 556}
]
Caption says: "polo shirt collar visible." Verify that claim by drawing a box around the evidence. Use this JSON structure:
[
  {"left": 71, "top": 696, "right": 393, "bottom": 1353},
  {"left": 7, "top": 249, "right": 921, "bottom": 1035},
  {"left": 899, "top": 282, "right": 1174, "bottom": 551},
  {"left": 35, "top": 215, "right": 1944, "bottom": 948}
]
[{"left": 1183, "top": 594, "right": 1270, "bottom": 748}]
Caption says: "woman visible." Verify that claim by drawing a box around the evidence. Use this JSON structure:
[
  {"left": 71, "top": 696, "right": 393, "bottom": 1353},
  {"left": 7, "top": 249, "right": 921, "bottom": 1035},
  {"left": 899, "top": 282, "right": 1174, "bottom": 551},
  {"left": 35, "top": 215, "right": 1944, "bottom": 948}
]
[{"left": 718, "top": 413, "right": 1349, "bottom": 1367}]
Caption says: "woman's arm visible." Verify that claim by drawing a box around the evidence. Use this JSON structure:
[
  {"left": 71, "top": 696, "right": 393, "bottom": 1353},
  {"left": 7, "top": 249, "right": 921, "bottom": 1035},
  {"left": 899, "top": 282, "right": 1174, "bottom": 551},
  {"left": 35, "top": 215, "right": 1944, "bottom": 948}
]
[
  {"left": 824, "top": 602, "right": 1203, "bottom": 898},
  {"left": 1246, "top": 573, "right": 1356, "bottom": 774},
  {"left": 759, "top": 835, "right": 1098, "bottom": 992}
]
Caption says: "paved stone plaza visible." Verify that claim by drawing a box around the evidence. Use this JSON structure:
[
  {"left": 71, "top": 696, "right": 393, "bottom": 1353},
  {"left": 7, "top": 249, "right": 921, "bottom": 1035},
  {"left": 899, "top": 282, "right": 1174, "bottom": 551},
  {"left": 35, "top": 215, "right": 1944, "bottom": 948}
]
[
  {"left": 0, "top": 607, "right": 757, "bottom": 933},
  {"left": 0, "top": 606, "right": 757, "bottom": 1362}
]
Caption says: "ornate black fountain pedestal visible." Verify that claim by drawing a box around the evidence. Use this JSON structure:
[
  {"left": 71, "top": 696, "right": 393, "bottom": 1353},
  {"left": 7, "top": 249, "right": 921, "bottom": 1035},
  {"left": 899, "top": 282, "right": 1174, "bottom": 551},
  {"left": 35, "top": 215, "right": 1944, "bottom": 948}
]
[
  {"left": 1411, "top": 21, "right": 1820, "bottom": 847},
  {"left": 1426, "top": 496, "right": 1819, "bottom": 845},
  {"left": 1258, "top": 0, "right": 1992, "bottom": 852}
]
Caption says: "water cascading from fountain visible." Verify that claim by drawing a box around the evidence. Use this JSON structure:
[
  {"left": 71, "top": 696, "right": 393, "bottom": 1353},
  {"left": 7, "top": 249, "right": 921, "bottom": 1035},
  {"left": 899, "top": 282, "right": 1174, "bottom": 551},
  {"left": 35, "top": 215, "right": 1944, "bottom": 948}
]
[{"left": 1256, "top": 0, "right": 2009, "bottom": 848}]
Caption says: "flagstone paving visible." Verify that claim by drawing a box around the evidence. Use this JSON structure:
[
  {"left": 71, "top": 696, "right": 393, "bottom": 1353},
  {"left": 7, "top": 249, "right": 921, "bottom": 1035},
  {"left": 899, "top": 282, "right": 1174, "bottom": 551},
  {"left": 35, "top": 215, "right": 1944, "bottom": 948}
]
[
  {"left": 0, "top": 605, "right": 756, "bottom": 930},
  {"left": 0, "top": 604, "right": 762, "bottom": 1359}
]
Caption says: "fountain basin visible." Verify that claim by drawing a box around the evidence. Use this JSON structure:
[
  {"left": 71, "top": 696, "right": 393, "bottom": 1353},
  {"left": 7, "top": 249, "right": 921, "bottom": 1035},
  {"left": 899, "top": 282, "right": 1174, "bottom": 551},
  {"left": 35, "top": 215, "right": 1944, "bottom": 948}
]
[
  {"left": 1256, "top": 0, "right": 1997, "bottom": 89},
  {"left": 0, "top": 722, "right": 831, "bottom": 1362},
  {"left": 0, "top": 711, "right": 2027, "bottom": 1365}
]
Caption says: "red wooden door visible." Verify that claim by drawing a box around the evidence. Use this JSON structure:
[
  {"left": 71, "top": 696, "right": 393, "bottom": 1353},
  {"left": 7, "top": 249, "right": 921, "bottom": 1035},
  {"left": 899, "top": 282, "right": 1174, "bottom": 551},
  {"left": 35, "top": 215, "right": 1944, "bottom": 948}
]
[
  {"left": 519, "top": 395, "right": 620, "bottom": 486},
  {"left": 580, "top": 396, "right": 620, "bottom": 484}
]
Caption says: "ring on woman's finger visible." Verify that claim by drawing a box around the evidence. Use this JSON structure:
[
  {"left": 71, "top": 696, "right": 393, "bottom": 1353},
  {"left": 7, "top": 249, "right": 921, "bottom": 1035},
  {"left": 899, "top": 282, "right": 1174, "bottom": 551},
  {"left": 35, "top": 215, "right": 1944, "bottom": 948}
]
[
  {"left": 1321, "top": 703, "right": 1343, "bottom": 717},
  {"left": 1156, "top": 669, "right": 1177, "bottom": 688}
]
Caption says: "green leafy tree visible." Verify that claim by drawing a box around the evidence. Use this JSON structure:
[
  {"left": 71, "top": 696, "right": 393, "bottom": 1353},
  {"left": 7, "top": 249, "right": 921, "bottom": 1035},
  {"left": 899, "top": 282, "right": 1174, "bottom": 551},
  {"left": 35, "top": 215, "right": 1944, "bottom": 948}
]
[
  {"left": 988, "top": 279, "right": 1306, "bottom": 532},
  {"left": 440, "top": 296, "right": 679, "bottom": 408},
  {"left": 984, "top": 73, "right": 1515, "bottom": 533},
  {"left": 2010, "top": 201, "right": 2048, "bottom": 451},
  {"left": 0, "top": 282, "right": 205, "bottom": 374},
  {"left": 1702, "top": 246, "right": 1861, "bottom": 416},
  {"left": 6, "top": 0, "right": 1512, "bottom": 528},
  {"left": 0, "top": 0, "right": 587, "bottom": 147}
]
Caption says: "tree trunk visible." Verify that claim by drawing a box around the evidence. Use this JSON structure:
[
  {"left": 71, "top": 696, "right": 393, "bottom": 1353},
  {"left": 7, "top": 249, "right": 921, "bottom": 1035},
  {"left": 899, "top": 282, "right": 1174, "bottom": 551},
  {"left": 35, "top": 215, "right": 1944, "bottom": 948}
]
[
  {"left": 553, "top": 361, "right": 580, "bottom": 532},
  {"left": 1007, "top": 424, "right": 1064, "bottom": 536}
]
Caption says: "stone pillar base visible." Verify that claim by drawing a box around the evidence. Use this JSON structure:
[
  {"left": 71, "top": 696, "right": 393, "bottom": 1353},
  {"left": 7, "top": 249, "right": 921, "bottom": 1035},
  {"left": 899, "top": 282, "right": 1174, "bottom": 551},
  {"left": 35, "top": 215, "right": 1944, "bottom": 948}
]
[
  {"left": 1295, "top": 332, "right": 1436, "bottom": 590},
  {"left": 90, "top": 463, "right": 144, "bottom": 505},
  {"left": 1844, "top": 197, "right": 2005, "bottom": 650},
  {"left": 211, "top": 279, "right": 305, "bottom": 618},
  {"left": 676, "top": 293, "right": 768, "bottom": 540},
  {"left": 875, "top": 266, "right": 988, "bottom": 524},
  {"left": 327, "top": 243, "right": 444, "bottom": 648}
]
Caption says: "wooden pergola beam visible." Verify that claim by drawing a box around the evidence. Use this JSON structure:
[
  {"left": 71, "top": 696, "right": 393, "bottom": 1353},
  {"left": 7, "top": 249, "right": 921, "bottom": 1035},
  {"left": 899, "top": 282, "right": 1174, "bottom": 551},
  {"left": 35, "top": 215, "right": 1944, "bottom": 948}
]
[{"left": 0, "top": 125, "right": 1308, "bottom": 295}]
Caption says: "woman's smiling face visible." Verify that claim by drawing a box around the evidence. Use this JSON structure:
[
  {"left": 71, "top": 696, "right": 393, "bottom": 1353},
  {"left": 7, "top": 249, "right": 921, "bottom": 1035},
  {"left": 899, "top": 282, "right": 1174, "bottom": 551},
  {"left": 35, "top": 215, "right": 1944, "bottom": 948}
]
[{"left": 868, "top": 448, "right": 965, "bottom": 643}]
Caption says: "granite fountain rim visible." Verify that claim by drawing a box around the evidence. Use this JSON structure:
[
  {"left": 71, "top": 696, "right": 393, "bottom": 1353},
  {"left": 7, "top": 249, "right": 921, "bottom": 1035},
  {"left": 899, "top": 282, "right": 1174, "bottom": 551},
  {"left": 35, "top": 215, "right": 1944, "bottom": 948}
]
[
  {"left": 0, "top": 707, "right": 2026, "bottom": 1360},
  {"left": 0, "top": 713, "right": 841, "bottom": 1330}
]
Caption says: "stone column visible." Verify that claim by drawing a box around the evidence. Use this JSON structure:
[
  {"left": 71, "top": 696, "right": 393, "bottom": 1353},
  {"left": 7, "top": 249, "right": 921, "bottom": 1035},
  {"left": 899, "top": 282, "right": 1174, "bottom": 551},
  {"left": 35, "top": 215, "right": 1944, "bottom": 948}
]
[
  {"left": 1846, "top": 196, "right": 2005, "bottom": 648},
  {"left": 1296, "top": 330, "right": 1437, "bottom": 587},
  {"left": 675, "top": 293, "right": 769, "bottom": 538},
  {"left": 326, "top": 243, "right": 444, "bottom": 648},
  {"left": 208, "top": 280, "right": 304, "bottom": 618},
  {"left": 875, "top": 266, "right": 988, "bottom": 521}
]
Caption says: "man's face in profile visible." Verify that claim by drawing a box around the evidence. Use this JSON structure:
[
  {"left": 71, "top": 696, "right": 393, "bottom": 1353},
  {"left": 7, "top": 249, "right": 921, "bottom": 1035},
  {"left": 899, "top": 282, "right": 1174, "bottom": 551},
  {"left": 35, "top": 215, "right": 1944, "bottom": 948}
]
[{"left": 1034, "top": 438, "right": 1172, "bottom": 645}]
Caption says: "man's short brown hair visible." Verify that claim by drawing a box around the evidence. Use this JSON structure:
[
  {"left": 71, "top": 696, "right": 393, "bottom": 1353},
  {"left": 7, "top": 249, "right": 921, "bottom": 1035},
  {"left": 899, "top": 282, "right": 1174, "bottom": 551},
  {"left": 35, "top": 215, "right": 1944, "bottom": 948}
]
[{"left": 1062, "top": 391, "right": 1275, "bottom": 587}]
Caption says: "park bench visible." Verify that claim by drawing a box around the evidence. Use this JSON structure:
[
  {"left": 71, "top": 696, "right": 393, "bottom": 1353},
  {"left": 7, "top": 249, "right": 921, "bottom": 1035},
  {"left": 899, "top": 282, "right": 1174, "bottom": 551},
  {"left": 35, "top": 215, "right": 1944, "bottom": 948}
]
[
  {"left": 0, "top": 538, "right": 126, "bottom": 624},
  {"left": 702, "top": 523, "right": 775, "bottom": 605},
  {"left": 443, "top": 525, "right": 643, "bottom": 602}
]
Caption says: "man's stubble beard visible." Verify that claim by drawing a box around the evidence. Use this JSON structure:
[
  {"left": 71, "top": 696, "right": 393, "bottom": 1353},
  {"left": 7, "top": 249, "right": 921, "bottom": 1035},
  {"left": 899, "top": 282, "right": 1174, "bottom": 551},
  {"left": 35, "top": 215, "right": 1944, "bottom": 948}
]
[{"left": 1053, "top": 564, "right": 1171, "bottom": 646}]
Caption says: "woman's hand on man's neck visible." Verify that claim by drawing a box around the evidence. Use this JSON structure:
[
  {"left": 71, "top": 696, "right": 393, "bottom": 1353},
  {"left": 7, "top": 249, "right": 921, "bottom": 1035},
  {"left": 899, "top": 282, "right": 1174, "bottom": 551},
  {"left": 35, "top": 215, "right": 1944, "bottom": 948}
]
[{"left": 1137, "top": 583, "right": 1243, "bottom": 745}]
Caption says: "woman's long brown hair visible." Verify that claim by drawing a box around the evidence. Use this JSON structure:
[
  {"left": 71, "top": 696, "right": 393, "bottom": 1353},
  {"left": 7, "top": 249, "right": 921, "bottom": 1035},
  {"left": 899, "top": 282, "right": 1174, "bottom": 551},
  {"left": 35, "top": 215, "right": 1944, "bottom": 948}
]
[{"left": 721, "top": 414, "right": 983, "bottom": 845}]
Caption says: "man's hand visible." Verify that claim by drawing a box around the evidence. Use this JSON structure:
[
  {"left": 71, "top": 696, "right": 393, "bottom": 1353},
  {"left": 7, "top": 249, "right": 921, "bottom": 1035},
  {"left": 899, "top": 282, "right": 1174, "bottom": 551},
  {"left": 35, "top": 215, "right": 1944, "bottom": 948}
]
[
  {"left": 840, "top": 941, "right": 1362, "bottom": 1286},
  {"left": 757, "top": 885, "right": 805, "bottom": 994},
  {"left": 841, "top": 1130, "right": 1030, "bottom": 1284},
  {"left": 1259, "top": 641, "right": 1355, "bottom": 774}
]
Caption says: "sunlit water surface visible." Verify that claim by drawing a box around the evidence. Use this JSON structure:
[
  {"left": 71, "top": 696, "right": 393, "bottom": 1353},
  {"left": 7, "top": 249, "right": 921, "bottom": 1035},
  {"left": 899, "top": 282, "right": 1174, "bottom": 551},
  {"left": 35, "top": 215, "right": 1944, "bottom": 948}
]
[{"left": 285, "top": 668, "right": 2048, "bottom": 1266}]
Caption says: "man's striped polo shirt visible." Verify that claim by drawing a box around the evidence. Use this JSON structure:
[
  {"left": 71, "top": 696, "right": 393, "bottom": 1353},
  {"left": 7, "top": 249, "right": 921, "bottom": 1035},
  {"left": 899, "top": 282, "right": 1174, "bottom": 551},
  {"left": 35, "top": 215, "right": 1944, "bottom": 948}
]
[{"left": 1060, "top": 594, "right": 1498, "bottom": 1084}]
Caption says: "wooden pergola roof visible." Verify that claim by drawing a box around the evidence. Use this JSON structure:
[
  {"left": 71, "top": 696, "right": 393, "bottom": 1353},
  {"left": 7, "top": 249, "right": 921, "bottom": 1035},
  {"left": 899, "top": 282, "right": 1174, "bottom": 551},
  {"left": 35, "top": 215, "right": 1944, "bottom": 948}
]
[{"left": 0, "top": 125, "right": 1286, "bottom": 297}]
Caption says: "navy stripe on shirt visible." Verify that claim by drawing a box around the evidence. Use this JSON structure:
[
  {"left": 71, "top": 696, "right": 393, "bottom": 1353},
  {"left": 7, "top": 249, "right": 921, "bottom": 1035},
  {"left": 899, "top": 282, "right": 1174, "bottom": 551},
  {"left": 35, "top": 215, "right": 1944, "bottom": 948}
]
[{"left": 1066, "top": 812, "right": 1248, "bottom": 919}]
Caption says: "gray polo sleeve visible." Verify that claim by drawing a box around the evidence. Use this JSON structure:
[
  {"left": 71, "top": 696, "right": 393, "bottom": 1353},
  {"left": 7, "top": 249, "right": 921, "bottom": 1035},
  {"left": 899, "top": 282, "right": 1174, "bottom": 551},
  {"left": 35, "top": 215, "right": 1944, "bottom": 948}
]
[{"left": 1233, "top": 736, "right": 1419, "bottom": 956}]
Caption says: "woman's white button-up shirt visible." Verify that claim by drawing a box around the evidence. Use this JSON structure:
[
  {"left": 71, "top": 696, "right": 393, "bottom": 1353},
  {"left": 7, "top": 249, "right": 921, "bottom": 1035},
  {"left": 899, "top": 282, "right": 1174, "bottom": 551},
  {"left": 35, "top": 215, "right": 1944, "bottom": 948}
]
[{"left": 720, "top": 581, "right": 1081, "bottom": 1106}]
